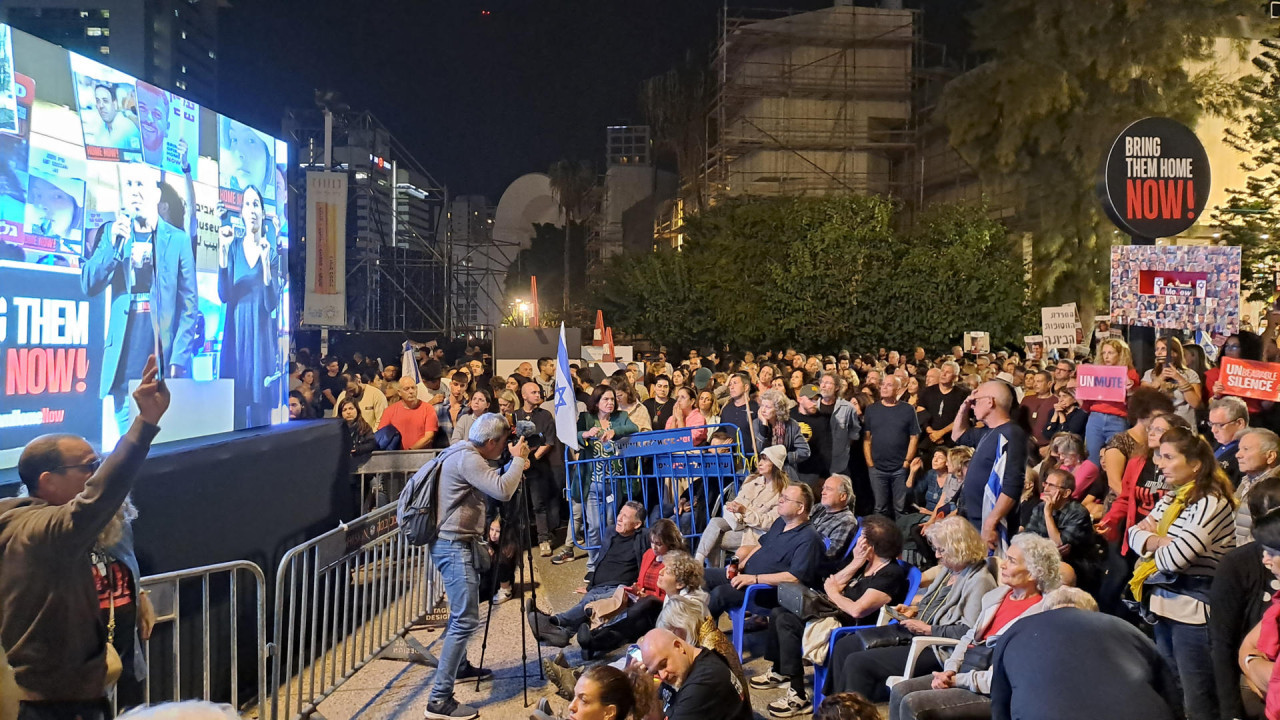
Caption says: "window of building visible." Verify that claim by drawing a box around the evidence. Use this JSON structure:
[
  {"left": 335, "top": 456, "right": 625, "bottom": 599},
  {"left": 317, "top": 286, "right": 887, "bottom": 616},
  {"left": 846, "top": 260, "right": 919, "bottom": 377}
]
[
  {"left": 86, "top": 27, "right": 103, "bottom": 36},
  {"left": 208, "top": 50, "right": 216, "bottom": 59},
  {"left": 181, "top": 31, "right": 187, "bottom": 39},
  {"left": 80, "top": 10, "right": 89, "bottom": 18},
  {"left": 101, "top": 9, "right": 110, "bottom": 18},
  {"left": 99, "top": 45, "right": 110, "bottom": 55},
  {"left": 175, "top": 79, "right": 187, "bottom": 89}
]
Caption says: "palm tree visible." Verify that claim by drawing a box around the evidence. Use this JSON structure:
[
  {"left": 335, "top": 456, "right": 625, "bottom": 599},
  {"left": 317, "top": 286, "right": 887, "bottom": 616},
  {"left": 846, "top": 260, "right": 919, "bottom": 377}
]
[
  {"left": 642, "top": 51, "right": 712, "bottom": 212},
  {"left": 548, "top": 159, "right": 596, "bottom": 314}
]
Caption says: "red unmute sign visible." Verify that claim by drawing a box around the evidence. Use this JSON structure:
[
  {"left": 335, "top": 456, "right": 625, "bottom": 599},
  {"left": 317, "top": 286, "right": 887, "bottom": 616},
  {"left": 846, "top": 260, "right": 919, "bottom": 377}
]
[
  {"left": 1221, "top": 357, "right": 1280, "bottom": 403},
  {"left": 1076, "top": 364, "right": 1128, "bottom": 403}
]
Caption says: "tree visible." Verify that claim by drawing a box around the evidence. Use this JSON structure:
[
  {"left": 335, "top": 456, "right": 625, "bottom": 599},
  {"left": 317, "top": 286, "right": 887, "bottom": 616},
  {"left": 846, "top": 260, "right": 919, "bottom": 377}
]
[
  {"left": 548, "top": 160, "right": 597, "bottom": 314},
  {"left": 641, "top": 51, "right": 713, "bottom": 211},
  {"left": 938, "top": 0, "right": 1255, "bottom": 318},
  {"left": 505, "top": 222, "right": 590, "bottom": 325},
  {"left": 595, "top": 196, "right": 1030, "bottom": 352},
  {"left": 1214, "top": 37, "right": 1280, "bottom": 302}
]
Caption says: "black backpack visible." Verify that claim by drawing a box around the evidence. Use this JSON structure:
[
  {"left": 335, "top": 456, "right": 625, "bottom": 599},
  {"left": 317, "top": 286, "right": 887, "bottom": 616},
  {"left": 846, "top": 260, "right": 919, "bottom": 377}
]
[{"left": 397, "top": 445, "right": 466, "bottom": 546}]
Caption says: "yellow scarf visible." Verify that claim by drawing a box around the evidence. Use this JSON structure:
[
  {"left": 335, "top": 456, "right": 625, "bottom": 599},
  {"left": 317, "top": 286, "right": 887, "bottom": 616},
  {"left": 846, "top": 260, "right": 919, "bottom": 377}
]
[{"left": 1128, "top": 482, "right": 1196, "bottom": 602}]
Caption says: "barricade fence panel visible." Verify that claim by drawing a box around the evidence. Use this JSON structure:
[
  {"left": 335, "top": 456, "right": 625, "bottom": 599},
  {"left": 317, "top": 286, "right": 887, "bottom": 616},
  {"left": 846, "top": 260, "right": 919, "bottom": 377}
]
[
  {"left": 270, "top": 502, "right": 443, "bottom": 720},
  {"left": 565, "top": 425, "right": 752, "bottom": 553},
  {"left": 352, "top": 450, "right": 441, "bottom": 513},
  {"left": 132, "top": 561, "right": 268, "bottom": 714}
]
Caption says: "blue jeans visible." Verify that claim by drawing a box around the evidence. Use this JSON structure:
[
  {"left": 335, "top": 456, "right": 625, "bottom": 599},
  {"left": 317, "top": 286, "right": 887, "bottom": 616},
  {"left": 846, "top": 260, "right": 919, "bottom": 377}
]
[
  {"left": 584, "top": 481, "right": 616, "bottom": 573},
  {"left": 869, "top": 467, "right": 909, "bottom": 518},
  {"left": 1084, "top": 412, "right": 1127, "bottom": 467},
  {"left": 428, "top": 539, "right": 481, "bottom": 704},
  {"left": 1154, "top": 618, "right": 1217, "bottom": 720},
  {"left": 554, "top": 584, "right": 621, "bottom": 630}
]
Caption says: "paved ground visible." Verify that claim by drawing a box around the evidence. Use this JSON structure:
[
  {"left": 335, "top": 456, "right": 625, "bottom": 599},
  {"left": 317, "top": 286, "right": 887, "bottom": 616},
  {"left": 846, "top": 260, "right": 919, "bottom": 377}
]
[{"left": 305, "top": 545, "right": 815, "bottom": 720}]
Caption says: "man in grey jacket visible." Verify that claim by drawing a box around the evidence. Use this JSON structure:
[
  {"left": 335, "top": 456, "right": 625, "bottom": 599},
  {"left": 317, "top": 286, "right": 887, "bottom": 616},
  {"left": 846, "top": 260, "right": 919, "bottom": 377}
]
[
  {"left": 818, "top": 374, "right": 861, "bottom": 476},
  {"left": 425, "top": 413, "right": 530, "bottom": 720}
]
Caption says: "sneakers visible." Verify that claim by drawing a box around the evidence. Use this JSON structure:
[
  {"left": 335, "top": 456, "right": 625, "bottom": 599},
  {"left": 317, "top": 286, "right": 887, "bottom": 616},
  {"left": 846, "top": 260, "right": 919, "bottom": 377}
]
[
  {"left": 766, "top": 687, "right": 812, "bottom": 718},
  {"left": 491, "top": 587, "right": 512, "bottom": 605},
  {"left": 750, "top": 670, "right": 789, "bottom": 690},
  {"left": 423, "top": 697, "right": 479, "bottom": 720},
  {"left": 540, "top": 541, "right": 554, "bottom": 557},
  {"left": 454, "top": 659, "right": 493, "bottom": 681},
  {"left": 550, "top": 547, "right": 577, "bottom": 565}
]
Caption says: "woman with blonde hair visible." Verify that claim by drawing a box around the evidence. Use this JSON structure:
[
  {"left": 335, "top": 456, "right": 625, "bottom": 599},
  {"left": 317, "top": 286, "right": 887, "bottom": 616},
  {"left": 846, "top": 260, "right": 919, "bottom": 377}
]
[
  {"left": 1083, "top": 337, "right": 1140, "bottom": 465},
  {"left": 696, "top": 389, "right": 721, "bottom": 427},
  {"left": 825, "top": 516, "right": 997, "bottom": 702},
  {"left": 693, "top": 444, "right": 788, "bottom": 566}
]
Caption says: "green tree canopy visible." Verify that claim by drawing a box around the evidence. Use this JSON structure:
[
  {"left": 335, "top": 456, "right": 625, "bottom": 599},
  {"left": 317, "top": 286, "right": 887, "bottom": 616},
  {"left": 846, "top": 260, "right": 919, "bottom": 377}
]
[
  {"left": 938, "top": 0, "right": 1256, "bottom": 317},
  {"left": 595, "top": 196, "right": 1029, "bottom": 353}
]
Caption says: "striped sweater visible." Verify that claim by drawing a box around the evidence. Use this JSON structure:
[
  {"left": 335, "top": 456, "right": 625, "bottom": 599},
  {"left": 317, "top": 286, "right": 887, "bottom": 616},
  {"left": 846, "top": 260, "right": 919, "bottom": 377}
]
[{"left": 1128, "top": 491, "right": 1236, "bottom": 624}]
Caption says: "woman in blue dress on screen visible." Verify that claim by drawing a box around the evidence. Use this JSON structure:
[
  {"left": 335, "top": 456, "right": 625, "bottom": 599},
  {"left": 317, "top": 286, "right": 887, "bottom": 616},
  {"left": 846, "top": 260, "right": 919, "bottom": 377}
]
[{"left": 218, "top": 185, "right": 279, "bottom": 428}]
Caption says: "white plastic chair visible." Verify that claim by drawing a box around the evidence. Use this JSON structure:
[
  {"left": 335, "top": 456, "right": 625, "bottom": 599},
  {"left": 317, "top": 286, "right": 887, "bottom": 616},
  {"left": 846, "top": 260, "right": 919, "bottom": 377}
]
[{"left": 884, "top": 636, "right": 962, "bottom": 689}]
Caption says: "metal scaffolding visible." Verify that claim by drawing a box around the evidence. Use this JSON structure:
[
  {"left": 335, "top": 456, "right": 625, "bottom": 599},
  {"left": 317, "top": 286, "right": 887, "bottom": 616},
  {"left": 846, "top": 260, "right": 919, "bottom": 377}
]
[
  {"left": 703, "top": 4, "right": 922, "bottom": 200},
  {"left": 284, "top": 108, "right": 503, "bottom": 337}
]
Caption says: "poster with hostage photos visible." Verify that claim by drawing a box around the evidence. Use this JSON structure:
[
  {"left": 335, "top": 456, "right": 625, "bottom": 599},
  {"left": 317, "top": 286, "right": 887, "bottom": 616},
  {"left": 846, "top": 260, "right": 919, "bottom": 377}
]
[
  {"left": 1110, "top": 244, "right": 1241, "bottom": 336},
  {"left": 0, "top": 21, "right": 292, "bottom": 472}
]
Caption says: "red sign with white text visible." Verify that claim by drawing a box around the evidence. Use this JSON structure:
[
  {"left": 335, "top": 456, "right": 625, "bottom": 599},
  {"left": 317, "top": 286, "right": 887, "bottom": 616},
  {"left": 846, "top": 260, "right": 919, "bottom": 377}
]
[
  {"left": 1221, "top": 357, "right": 1280, "bottom": 402},
  {"left": 1138, "top": 270, "right": 1208, "bottom": 298}
]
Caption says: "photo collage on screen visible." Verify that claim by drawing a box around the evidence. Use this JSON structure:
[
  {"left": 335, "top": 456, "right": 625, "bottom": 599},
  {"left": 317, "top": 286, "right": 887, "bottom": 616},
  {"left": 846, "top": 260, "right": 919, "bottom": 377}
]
[{"left": 0, "top": 22, "right": 291, "bottom": 467}]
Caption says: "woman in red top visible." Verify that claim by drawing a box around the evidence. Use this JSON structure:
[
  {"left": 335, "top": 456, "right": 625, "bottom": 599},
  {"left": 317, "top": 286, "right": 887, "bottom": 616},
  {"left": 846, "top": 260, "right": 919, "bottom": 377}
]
[
  {"left": 1205, "top": 331, "right": 1266, "bottom": 417},
  {"left": 1083, "top": 338, "right": 1141, "bottom": 467}
]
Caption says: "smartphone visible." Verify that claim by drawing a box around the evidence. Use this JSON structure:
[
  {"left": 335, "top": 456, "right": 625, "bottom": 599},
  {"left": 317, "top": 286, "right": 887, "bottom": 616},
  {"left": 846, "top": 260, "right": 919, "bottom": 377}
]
[{"left": 884, "top": 605, "right": 909, "bottom": 622}]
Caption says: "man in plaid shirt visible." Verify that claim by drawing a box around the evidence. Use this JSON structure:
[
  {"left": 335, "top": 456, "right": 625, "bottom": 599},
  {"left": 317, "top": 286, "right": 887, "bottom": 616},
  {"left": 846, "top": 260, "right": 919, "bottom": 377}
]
[{"left": 810, "top": 474, "right": 858, "bottom": 575}]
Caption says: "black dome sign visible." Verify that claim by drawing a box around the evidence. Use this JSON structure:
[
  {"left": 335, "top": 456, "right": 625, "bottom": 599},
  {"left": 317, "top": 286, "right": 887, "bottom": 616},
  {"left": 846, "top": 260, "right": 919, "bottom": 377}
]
[{"left": 1100, "top": 117, "right": 1211, "bottom": 240}]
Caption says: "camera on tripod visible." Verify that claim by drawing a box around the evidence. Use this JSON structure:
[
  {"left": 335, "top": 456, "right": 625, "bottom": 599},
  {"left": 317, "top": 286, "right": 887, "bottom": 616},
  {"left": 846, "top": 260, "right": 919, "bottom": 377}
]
[{"left": 512, "top": 419, "right": 545, "bottom": 449}]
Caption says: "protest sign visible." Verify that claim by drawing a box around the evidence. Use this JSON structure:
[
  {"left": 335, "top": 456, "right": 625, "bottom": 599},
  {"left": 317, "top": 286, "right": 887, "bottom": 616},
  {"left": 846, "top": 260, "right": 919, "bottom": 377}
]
[
  {"left": 964, "top": 331, "right": 989, "bottom": 355},
  {"left": 1042, "top": 305, "right": 1080, "bottom": 349},
  {"left": 1110, "top": 244, "right": 1240, "bottom": 335},
  {"left": 1075, "top": 364, "right": 1128, "bottom": 403},
  {"left": 1221, "top": 357, "right": 1280, "bottom": 403},
  {"left": 1024, "top": 336, "right": 1045, "bottom": 363}
]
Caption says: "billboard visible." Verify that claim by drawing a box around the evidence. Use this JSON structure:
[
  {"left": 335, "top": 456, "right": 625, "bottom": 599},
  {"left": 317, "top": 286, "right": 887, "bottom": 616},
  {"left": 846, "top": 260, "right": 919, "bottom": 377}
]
[
  {"left": 1109, "top": 244, "right": 1240, "bottom": 336},
  {"left": 0, "top": 24, "right": 292, "bottom": 470}
]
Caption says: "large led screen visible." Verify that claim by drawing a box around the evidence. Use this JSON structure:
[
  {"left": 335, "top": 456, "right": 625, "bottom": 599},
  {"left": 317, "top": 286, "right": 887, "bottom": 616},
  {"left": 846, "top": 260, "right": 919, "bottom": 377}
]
[{"left": 0, "top": 24, "right": 292, "bottom": 468}]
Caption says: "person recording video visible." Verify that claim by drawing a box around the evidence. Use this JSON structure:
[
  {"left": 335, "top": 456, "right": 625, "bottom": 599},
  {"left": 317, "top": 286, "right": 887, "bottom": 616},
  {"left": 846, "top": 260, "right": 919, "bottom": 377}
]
[
  {"left": 424, "top": 413, "right": 531, "bottom": 720},
  {"left": 81, "top": 161, "right": 198, "bottom": 435},
  {"left": 218, "top": 185, "right": 281, "bottom": 427}
]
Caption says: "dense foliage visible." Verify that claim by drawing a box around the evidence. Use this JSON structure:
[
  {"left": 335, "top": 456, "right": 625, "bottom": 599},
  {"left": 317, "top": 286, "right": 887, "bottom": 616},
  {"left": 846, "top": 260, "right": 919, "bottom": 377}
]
[{"left": 594, "top": 196, "right": 1030, "bottom": 353}]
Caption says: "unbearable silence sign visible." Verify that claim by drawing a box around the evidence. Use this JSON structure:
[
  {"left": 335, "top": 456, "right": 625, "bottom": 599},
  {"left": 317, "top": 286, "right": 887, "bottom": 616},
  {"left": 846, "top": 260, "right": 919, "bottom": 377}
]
[{"left": 1100, "top": 117, "right": 1211, "bottom": 240}]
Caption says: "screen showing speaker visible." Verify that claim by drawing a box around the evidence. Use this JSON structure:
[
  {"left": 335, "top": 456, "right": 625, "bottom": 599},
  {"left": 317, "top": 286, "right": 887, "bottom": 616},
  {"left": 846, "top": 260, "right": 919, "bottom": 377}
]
[{"left": 0, "top": 22, "right": 292, "bottom": 468}]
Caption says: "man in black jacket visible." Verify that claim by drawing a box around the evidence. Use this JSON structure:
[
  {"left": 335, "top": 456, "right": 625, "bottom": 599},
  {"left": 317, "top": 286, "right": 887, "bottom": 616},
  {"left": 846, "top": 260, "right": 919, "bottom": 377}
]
[
  {"left": 514, "top": 381, "right": 559, "bottom": 557},
  {"left": 528, "top": 501, "right": 648, "bottom": 645}
]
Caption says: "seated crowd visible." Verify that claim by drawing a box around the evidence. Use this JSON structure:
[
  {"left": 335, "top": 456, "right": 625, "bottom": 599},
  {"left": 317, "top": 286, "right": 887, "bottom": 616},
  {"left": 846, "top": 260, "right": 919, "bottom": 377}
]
[{"left": 298, "top": 333, "right": 1280, "bottom": 720}]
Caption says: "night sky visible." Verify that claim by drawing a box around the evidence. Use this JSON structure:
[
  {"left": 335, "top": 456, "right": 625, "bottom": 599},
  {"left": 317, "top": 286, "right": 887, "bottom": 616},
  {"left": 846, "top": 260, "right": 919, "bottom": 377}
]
[{"left": 217, "top": 0, "right": 974, "bottom": 200}]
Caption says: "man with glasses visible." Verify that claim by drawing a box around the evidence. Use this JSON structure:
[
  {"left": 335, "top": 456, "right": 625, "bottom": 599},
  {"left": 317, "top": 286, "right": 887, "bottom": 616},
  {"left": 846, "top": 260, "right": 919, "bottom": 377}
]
[
  {"left": 701, "top": 482, "right": 824, "bottom": 618},
  {"left": 952, "top": 380, "right": 1027, "bottom": 551},
  {"left": 1052, "top": 359, "right": 1076, "bottom": 394},
  {"left": 1, "top": 355, "right": 169, "bottom": 719},
  {"left": 1208, "top": 396, "right": 1249, "bottom": 488}
]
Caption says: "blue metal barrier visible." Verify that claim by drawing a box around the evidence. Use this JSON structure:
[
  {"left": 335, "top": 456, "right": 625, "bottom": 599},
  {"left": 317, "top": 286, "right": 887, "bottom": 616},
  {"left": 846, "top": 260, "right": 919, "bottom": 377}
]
[{"left": 564, "top": 424, "right": 752, "bottom": 554}]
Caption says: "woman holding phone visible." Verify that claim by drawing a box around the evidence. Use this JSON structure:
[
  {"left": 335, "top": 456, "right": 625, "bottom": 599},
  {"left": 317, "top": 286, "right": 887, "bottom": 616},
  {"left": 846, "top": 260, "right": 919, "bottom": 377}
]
[{"left": 218, "top": 185, "right": 279, "bottom": 427}]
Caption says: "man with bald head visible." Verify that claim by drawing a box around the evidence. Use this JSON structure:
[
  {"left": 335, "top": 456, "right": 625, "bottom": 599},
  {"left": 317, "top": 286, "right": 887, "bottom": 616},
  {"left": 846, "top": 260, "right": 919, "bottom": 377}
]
[
  {"left": 1, "top": 355, "right": 168, "bottom": 716},
  {"left": 639, "top": 628, "right": 751, "bottom": 720},
  {"left": 377, "top": 375, "right": 438, "bottom": 449},
  {"left": 951, "top": 380, "right": 1026, "bottom": 550}
]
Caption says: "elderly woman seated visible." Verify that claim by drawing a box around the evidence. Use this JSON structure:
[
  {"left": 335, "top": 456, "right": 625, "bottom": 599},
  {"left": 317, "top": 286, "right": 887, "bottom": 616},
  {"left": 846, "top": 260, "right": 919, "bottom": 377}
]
[
  {"left": 824, "top": 517, "right": 997, "bottom": 702},
  {"left": 578, "top": 550, "right": 708, "bottom": 658},
  {"left": 750, "top": 516, "right": 911, "bottom": 718},
  {"left": 886, "top": 533, "right": 1062, "bottom": 720}
]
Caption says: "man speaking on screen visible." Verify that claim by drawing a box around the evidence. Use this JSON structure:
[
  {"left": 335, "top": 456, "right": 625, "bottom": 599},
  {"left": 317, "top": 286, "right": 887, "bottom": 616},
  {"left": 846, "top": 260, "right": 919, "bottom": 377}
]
[{"left": 81, "top": 161, "right": 198, "bottom": 434}]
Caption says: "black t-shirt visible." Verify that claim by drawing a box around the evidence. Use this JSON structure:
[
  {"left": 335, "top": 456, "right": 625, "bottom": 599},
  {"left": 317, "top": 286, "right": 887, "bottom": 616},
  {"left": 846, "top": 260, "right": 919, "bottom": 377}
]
[
  {"left": 644, "top": 397, "right": 675, "bottom": 430},
  {"left": 662, "top": 647, "right": 752, "bottom": 720},
  {"left": 918, "top": 385, "right": 969, "bottom": 433},
  {"left": 792, "top": 408, "right": 832, "bottom": 476},
  {"left": 319, "top": 372, "right": 347, "bottom": 411},
  {"left": 513, "top": 406, "right": 557, "bottom": 471},
  {"left": 592, "top": 531, "right": 644, "bottom": 589},
  {"left": 841, "top": 560, "right": 910, "bottom": 615},
  {"left": 742, "top": 518, "right": 824, "bottom": 586},
  {"left": 863, "top": 401, "right": 921, "bottom": 472}
]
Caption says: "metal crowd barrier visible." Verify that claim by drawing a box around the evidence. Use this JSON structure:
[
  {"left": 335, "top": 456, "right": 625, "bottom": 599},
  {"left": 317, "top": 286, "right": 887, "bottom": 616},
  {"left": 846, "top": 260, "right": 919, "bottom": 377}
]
[
  {"left": 353, "top": 449, "right": 441, "bottom": 511},
  {"left": 269, "top": 502, "right": 443, "bottom": 720},
  {"left": 133, "top": 561, "right": 268, "bottom": 712},
  {"left": 565, "top": 424, "right": 751, "bottom": 552}
]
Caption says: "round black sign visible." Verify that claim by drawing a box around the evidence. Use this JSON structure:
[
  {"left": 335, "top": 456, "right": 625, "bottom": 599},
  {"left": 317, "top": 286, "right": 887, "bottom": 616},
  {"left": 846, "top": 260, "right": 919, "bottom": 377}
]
[{"left": 1099, "top": 117, "right": 1211, "bottom": 240}]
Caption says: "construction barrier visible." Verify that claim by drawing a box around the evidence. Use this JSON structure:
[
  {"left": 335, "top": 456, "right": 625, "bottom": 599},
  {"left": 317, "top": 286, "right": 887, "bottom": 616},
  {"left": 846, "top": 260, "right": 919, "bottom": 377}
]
[{"left": 565, "top": 424, "right": 750, "bottom": 552}]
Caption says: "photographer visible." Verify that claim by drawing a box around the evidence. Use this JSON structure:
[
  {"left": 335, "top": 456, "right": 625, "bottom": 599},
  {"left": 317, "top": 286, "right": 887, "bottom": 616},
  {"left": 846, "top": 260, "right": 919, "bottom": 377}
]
[
  {"left": 514, "top": 381, "right": 559, "bottom": 557},
  {"left": 425, "top": 413, "right": 531, "bottom": 720}
]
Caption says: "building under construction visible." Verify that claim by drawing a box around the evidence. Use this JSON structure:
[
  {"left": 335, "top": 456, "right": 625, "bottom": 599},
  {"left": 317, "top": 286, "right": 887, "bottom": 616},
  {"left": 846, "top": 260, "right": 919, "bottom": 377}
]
[
  {"left": 285, "top": 109, "right": 503, "bottom": 337},
  {"left": 702, "top": 2, "right": 921, "bottom": 201}
]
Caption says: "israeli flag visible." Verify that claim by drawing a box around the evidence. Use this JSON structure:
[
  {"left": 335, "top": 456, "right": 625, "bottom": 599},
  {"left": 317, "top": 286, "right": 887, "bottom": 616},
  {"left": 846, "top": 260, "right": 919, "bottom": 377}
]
[
  {"left": 401, "top": 341, "right": 421, "bottom": 384},
  {"left": 554, "top": 324, "right": 579, "bottom": 451},
  {"left": 982, "top": 434, "right": 1009, "bottom": 555}
]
